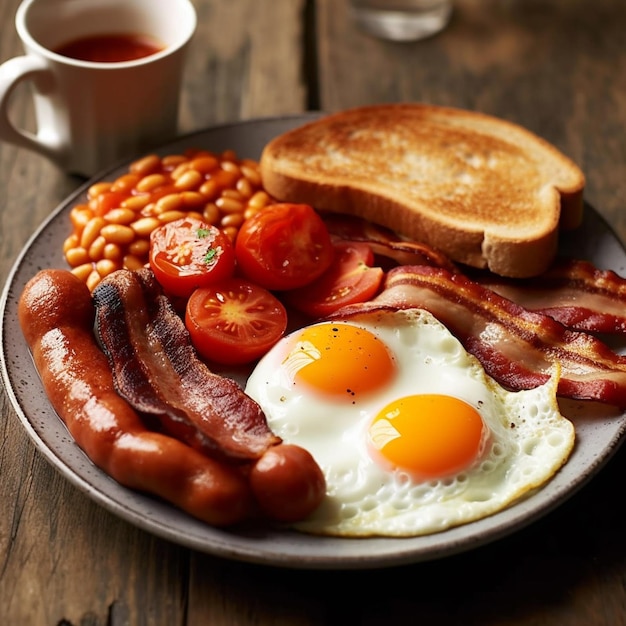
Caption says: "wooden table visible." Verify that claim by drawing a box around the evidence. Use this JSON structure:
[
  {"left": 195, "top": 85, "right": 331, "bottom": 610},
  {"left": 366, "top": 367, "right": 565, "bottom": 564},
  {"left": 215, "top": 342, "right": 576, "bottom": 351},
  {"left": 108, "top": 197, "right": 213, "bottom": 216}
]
[{"left": 2, "top": 0, "right": 626, "bottom": 623}]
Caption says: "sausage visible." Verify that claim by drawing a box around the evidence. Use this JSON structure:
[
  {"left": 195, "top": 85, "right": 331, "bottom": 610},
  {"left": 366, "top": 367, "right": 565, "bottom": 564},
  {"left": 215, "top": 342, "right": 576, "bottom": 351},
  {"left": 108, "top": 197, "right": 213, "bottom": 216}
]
[
  {"left": 90, "top": 268, "right": 327, "bottom": 521},
  {"left": 18, "top": 269, "right": 255, "bottom": 527},
  {"left": 250, "top": 444, "right": 326, "bottom": 523}
]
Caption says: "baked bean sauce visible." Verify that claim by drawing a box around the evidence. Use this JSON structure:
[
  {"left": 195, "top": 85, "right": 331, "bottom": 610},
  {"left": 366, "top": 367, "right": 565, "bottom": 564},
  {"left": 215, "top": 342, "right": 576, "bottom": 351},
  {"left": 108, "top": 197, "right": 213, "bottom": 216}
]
[
  {"left": 64, "top": 149, "right": 274, "bottom": 292},
  {"left": 54, "top": 33, "right": 164, "bottom": 63}
]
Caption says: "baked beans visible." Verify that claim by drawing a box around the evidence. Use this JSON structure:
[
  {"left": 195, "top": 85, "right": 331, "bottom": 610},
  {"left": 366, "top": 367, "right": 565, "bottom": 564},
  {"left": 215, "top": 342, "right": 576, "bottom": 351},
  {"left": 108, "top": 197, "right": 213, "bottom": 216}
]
[{"left": 64, "top": 148, "right": 274, "bottom": 290}]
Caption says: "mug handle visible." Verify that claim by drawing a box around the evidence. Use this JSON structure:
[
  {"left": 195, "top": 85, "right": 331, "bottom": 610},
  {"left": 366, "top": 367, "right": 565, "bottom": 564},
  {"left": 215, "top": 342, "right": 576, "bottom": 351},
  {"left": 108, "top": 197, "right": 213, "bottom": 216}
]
[{"left": 0, "top": 55, "right": 65, "bottom": 164}]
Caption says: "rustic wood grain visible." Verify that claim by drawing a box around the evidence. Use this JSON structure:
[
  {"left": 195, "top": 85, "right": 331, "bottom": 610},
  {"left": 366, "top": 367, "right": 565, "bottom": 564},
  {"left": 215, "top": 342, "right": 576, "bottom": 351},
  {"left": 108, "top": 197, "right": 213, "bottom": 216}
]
[
  {"left": 180, "top": 0, "right": 308, "bottom": 131},
  {"left": 2, "top": 0, "right": 626, "bottom": 624}
]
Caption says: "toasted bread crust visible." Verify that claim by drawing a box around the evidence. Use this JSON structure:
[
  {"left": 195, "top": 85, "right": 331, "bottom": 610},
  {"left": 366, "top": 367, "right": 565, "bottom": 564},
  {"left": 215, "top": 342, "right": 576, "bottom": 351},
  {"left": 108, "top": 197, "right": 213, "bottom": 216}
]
[{"left": 260, "top": 104, "right": 585, "bottom": 278}]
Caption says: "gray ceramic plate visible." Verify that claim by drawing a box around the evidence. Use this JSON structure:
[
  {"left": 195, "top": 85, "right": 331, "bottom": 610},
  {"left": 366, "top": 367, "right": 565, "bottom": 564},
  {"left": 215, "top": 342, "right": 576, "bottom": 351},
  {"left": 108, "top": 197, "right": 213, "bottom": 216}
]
[{"left": 2, "top": 114, "right": 626, "bottom": 570}]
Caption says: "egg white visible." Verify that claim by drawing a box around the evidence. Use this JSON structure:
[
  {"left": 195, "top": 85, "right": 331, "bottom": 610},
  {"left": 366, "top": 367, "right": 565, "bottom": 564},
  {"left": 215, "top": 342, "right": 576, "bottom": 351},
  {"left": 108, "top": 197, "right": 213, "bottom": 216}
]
[{"left": 245, "top": 308, "right": 575, "bottom": 537}]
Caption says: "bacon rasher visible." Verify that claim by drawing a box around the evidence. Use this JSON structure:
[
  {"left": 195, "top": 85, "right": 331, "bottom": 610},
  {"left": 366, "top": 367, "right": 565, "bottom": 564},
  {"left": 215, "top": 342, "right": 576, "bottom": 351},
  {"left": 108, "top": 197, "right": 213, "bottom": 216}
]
[
  {"left": 324, "top": 214, "right": 626, "bottom": 336},
  {"left": 323, "top": 213, "right": 458, "bottom": 272},
  {"left": 92, "top": 268, "right": 281, "bottom": 463},
  {"left": 328, "top": 265, "right": 626, "bottom": 407},
  {"left": 472, "top": 259, "right": 626, "bottom": 334}
]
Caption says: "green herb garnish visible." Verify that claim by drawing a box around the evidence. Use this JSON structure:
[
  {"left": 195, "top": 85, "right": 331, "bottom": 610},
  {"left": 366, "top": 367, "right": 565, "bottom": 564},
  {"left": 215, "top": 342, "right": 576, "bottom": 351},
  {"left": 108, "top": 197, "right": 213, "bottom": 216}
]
[{"left": 204, "top": 247, "right": 219, "bottom": 265}]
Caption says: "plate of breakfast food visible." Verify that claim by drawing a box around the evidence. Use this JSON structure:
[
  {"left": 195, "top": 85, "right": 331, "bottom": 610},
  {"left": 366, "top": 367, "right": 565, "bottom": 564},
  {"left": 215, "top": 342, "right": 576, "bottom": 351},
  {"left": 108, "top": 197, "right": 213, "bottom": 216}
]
[{"left": 3, "top": 105, "right": 626, "bottom": 569}]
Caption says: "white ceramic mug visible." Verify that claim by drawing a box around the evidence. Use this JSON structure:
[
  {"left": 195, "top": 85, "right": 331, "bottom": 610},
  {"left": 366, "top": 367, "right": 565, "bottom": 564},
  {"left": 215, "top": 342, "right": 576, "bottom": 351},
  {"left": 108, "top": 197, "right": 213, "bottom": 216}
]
[{"left": 0, "top": 0, "right": 197, "bottom": 177}]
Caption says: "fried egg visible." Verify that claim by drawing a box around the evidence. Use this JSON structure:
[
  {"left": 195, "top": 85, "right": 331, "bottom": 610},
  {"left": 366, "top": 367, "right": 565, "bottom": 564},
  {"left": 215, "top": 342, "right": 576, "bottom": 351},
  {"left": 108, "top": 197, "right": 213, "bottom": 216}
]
[{"left": 245, "top": 308, "right": 575, "bottom": 537}]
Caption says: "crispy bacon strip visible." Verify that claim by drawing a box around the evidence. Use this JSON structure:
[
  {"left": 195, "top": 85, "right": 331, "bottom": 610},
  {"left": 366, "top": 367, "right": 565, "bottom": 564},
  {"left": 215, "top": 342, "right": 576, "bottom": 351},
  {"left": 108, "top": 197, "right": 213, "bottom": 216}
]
[
  {"left": 92, "top": 268, "right": 281, "bottom": 462},
  {"left": 472, "top": 258, "right": 626, "bottom": 334},
  {"left": 328, "top": 265, "right": 626, "bottom": 407},
  {"left": 324, "top": 213, "right": 626, "bottom": 336},
  {"left": 322, "top": 213, "right": 458, "bottom": 272}
]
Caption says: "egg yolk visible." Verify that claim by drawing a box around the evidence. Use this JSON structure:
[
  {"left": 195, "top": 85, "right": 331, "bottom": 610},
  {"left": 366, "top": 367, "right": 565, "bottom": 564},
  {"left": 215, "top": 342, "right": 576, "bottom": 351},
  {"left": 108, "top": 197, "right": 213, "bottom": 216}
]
[
  {"left": 368, "top": 394, "right": 485, "bottom": 478},
  {"left": 282, "top": 322, "right": 396, "bottom": 399}
]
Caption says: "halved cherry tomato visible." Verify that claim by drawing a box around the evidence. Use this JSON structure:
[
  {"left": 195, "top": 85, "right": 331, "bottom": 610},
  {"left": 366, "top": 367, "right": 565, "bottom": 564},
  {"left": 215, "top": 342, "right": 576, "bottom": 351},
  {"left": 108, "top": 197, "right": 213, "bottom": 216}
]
[
  {"left": 282, "top": 241, "right": 384, "bottom": 318},
  {"left": 149, "top": 217, "right": 235, "bottom": 299},
  {"left": 235, "top": 203, "right": 334, "bottom": 291},
  {"left": 185, "top": 277, "right": 288, "bottom": 365}
]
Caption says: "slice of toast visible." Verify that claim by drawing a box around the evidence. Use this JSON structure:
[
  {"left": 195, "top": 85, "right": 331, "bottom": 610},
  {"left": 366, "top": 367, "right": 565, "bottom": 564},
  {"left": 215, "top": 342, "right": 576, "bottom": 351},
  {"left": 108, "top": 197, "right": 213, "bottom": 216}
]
[{"left": 259, "top": 104, "right": 585, "bottom": 278}]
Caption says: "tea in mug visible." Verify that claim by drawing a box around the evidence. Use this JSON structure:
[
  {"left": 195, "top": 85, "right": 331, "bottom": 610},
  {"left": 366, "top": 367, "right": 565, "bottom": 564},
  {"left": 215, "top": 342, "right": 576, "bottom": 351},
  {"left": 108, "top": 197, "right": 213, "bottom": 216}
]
[{"left": 54, "top": 33, "right": 165, "bottom": 63}]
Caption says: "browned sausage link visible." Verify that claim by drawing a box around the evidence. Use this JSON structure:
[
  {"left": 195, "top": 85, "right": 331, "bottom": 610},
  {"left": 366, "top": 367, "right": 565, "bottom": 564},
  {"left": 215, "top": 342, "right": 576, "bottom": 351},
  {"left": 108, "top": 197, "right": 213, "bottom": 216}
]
[
  {"left": 250, "top": 444, "right": 326, "bottom": 523},
  {"left": 18, "top": 269, "right": 255, "bottom": 527},
  {"left": 93, "top": 269, "right": 327, "bottom": 521}
]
